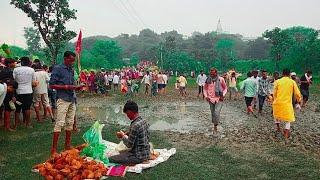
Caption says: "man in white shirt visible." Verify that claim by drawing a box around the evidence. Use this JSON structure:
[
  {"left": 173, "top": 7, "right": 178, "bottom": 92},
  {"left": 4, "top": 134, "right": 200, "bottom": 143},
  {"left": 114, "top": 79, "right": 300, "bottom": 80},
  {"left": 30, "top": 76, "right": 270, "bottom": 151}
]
[
  {"left": 142, "top": 71, "right": 151, "bottom": 95},
  {"left": 113, "top": 72, "right": 120, "bottom": 91},
  {"left": 33, "top": 63, "right": 54, "bottom": 122},
  {"left": 13, "top": 57, "right": 35, "bottom": 128},
  {"left": 196, "top": 70, "right": 207, "bottom": 98}
]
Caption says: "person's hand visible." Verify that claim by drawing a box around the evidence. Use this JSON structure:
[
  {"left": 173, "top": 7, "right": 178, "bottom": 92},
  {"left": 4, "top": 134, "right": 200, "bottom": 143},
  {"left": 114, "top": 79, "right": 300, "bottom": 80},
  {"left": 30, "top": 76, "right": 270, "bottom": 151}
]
[
  {"left": 32, "top": 80, "right": 39, "bottom": 87},
  {"left": 219, "top": 96, "right": 224, "bottom": 102},
  {"left": 295, "top": 104, "right": 301, "bottom": 111},
  {"left": 11, "top": 97, "right": 16, "bottom": 103},
  {"left": 75, "top": 85, "right": 84, "bottom": 90},
  {"left": 116, "top": 131, "right": 125, "bottom": 138}
]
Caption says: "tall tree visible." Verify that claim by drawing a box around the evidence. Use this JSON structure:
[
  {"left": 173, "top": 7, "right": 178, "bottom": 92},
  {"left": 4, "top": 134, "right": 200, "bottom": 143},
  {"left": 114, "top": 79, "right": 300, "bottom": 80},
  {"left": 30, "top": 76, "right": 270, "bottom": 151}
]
[
  {"left": 215, "top": 39, "right": 235, "bottom": 71},
  {"left": 90, "top": 40, "right": 122, "bottom": 69},
  {"left": 23, "top": 27, "right": 41, "bottom": 55},
  {"left": 244, "top": 37, "right": 271, "bottom": 59},
  {"left": 282, "top": 26, "right": 320, "bottom": 71},
  {"left": 263, "top": 27, "right": 289, "bottom": 71},
  {"left": 11, "top": 0, "right": 77, "bottom": 64}
]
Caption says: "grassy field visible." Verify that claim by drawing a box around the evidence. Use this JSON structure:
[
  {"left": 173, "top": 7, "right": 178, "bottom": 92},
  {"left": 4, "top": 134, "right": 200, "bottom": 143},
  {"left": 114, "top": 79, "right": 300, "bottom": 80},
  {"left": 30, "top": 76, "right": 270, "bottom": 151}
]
[
  {"left": 0, "top": 75, "right": 319, "bottom": 180},
  {"left": 1, "top": 118, "right": 320, "bottom": 179}
]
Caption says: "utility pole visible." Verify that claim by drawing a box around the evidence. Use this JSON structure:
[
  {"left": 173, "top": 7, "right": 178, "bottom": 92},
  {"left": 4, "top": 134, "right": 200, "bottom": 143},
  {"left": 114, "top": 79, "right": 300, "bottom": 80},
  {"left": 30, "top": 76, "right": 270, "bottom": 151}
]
[{"left": 160, "top": 44, "right": 163, "bottom": 70}]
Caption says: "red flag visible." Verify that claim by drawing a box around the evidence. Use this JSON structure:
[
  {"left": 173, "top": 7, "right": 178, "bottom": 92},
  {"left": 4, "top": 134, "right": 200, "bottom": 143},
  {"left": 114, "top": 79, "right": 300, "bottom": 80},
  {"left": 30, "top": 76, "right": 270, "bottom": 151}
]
[
  {"left": 75, "top": 30, "right": 82, "bottom": 54},
  {"left": 75, "top": 30, "right": 82, "bottom": 73}
]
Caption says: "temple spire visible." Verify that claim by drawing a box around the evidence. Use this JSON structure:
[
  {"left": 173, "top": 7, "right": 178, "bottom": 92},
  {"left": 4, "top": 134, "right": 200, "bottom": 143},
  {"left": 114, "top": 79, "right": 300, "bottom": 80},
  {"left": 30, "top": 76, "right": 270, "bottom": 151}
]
[{"left": 216, "top": 19, "right": 223, "bottom": 34}]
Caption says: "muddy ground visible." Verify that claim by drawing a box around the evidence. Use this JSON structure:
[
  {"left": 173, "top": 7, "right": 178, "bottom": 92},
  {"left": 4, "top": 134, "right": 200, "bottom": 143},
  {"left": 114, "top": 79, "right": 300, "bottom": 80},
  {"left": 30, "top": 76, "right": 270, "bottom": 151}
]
[{"left": 76, "top": 88, "right": 320, "bottom": 159}]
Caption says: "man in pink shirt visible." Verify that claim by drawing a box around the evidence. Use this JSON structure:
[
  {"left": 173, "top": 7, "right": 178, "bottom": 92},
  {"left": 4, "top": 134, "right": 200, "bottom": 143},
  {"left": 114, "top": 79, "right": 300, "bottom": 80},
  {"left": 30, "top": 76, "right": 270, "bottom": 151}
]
[{"left": 204, "top": 68, "right": 228, "bottom": 133}]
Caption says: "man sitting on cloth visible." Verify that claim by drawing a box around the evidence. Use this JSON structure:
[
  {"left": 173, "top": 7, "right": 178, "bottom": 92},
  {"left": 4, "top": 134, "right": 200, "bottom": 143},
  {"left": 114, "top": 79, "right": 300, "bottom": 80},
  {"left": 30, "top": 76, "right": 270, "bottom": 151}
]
[{"left": 109, "top": 100, "right": 150, "bottom": 165}]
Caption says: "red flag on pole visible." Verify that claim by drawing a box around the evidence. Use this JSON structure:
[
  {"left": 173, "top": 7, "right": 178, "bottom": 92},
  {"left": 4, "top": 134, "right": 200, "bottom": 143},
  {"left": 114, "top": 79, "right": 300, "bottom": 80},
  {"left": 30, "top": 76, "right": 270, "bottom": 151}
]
[
  {"left": 75, "top": 30, "right": 82, "bottom": 73},
  {"left": 75, "top": 30, "right": 82, "bottom": 54}
]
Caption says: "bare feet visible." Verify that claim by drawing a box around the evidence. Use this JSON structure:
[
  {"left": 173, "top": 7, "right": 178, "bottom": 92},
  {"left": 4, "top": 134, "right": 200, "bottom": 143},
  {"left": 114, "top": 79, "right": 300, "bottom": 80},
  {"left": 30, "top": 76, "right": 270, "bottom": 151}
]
[
  {"left": 5, "top": 128, "right": 16, "bottom": 132},
  {"left": 212, "top": 125, "right": 218, "bottom": 134}
]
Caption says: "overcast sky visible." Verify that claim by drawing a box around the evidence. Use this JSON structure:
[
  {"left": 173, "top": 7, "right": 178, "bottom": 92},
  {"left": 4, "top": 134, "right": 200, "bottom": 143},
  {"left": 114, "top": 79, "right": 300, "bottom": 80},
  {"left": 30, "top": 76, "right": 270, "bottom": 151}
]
[{"left": 1, "top": 0, "right": 319, "bottom": 47}]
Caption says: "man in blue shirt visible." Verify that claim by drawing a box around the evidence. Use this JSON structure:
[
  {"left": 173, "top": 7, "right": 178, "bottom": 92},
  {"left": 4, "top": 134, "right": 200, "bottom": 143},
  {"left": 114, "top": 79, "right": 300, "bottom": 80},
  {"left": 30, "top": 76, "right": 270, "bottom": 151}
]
[{"left": 49, "top": 51, "right": 82, "bottom": 156}]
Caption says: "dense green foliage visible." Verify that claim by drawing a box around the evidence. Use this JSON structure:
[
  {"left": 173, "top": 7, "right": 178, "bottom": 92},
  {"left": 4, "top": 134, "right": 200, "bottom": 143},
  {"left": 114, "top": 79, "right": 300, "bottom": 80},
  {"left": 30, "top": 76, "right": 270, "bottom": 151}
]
[
  {"left": 263, "top": 26, "right": 320, "bottom": 72},
  {"left": 23, "top": 27, "right": 41, "bottom": 55},
  {"left": 1, "top": 26, "right": 319, "bottom": 74}
]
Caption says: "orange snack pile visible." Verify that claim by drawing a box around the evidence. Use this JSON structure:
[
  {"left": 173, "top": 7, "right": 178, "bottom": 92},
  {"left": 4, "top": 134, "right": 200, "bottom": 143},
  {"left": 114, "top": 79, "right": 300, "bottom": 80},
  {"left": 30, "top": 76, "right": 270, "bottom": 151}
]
[{"left": 33, "top": 144, "right": 108, "bottom": 180}]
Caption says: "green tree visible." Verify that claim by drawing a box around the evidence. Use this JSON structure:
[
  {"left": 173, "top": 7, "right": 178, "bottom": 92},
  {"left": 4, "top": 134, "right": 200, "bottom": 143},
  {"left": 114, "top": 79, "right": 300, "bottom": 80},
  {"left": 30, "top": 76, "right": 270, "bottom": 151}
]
[
  {"left": 129, "top": 53, "right": 139, "bottom": 66},
  {"left": 23, "top": 27, "right": 41, "bottom": 55},
  {"left": 215, "top": 39, "right": 235, "bottom": 71},
  {"left": 10, "top": 46, "right": 29, "bottom": 59},
  {"left": 263, "top": 27, "right": 289, "bottom": 71},
  {"left": 90, "top": 40, "right": 122, "bottom": 69},
  {"left": 11, "top": 0, "right": 77, "bottom": 64},
  {"left": 244, "top": 37, "right": 270, "bottom": 59},
  {"left": 282, "top": 26, "right": 320, "bottom": 71}
]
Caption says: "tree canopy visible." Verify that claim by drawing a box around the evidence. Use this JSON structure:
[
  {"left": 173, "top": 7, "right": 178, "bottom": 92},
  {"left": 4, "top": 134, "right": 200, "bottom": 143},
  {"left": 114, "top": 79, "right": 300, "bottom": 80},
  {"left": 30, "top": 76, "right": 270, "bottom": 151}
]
[{"left": 11, "top": 0, "right": 77, "bottom": 64}]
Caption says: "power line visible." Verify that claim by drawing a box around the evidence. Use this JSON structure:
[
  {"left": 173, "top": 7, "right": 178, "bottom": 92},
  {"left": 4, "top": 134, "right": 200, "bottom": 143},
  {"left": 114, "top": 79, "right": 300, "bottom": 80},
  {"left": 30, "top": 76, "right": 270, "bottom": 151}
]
[
  {"left": 118, "top": 0, "right": 144, "bottom": 29},
  {"left": 110, "top": 0, "right": 140, "bottom": 30},
  {"left": 125, "top": 0, "right": 148, "bottom": 28}
]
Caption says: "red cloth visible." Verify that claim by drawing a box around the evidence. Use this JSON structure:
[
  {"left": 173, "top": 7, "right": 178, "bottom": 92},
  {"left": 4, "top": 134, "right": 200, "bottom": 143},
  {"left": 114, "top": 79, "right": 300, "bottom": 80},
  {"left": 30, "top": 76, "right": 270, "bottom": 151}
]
[
  {"left": 80, "top": 72, "right": 87, "bottom": 83},
  {"left": 107, "top": 165, "right": 127, "bottom": 177}
]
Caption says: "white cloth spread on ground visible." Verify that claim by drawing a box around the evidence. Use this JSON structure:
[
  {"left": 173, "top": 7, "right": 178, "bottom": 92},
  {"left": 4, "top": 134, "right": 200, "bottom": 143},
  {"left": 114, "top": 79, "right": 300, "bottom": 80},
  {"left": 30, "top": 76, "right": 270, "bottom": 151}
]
[{"left": 102, "top": 140, "right": 176, "bottom": 174}]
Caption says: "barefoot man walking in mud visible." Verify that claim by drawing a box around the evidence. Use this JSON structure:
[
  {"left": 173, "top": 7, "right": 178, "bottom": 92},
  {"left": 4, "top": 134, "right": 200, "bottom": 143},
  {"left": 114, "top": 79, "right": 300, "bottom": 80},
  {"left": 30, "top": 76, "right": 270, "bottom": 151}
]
[{"left": 204, "top": 68, "right": 227, "bottom": 134}]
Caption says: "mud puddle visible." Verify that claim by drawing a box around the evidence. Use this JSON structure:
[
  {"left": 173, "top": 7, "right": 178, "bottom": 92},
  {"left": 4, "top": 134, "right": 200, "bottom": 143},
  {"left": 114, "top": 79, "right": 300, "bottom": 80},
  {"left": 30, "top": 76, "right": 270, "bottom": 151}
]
[{"left": 77, "top": 102, "right": 212, "bottom": 133}]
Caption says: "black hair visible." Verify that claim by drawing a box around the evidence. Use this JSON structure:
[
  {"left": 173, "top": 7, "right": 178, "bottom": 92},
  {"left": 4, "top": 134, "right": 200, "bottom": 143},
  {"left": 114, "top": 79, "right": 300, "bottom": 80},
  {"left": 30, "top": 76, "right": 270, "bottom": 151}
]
[
  {"left": 282, "top": 68, "right": 290, "bottom": 76},
  {"left": 247, "top": 72, "right": 252, "bottom": 77},
  {"left": 261, "top": 70, "right": 267, "bottom": 73},
  {"left": 123, "top": 100, "right": 139, "bottom": 113},
  {"left": 33, "top": 63, "right": 42, "bottom": 70},
  {"left": 64, "top": 51, "right": 76, "bottom": 58},
  {"left": 43, "top": 65, "right": 48, "bottom": 70},
  {"left": 306, "top": 70, "right": 312, "bottom": 74},
  {"left": 4, "top": 58, "right": 15, "bottom": 66},
  {"left": 33, "top": 59, "right": 40, "bottom": 63},
  {"left": 49, "top": 66, "right": 54, "bottom": 72},
  {"left": 20, "top": 57, "right": 31, "bottom": 66}
]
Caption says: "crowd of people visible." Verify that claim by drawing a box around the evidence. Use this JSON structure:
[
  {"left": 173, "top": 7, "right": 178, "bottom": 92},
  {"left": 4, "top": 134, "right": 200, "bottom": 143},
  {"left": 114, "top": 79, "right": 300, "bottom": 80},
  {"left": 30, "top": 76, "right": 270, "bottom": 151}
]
[
  {"left": 196, "top": 67, "right": 313, "bottom": 141},
  {"left": 76, "top": 67, "right": 170, "bottom": 98},
  {"left": 0, "top": 53, "right": 177, "bottom": 133},
  {"left": 0, "top": 50, "right": 316, "bottom": 164}
]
